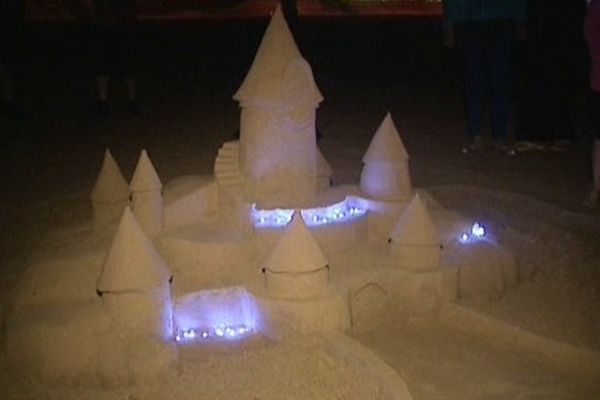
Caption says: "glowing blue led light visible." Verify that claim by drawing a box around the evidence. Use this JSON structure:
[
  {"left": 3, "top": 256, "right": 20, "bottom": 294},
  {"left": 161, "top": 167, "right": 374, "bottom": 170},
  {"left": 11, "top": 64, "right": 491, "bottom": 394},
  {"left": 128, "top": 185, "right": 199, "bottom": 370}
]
[
  {"left": 471, "top": 222, "right": 485, "bottom": 238},
  {"left": 183, "top": 329, "right": 196, "bottom": 339},
  {"left": 175, "top": 324, "right": 253, "bottom": 343},
  {"left": 459, "top": 222, "right": 487, "bottom": 244}
]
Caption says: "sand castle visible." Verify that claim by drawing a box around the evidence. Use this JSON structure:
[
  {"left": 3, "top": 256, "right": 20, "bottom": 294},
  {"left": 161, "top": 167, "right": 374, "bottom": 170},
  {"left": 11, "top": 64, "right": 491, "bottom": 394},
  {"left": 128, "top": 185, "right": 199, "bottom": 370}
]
[{"left": 4, "top": 5, "right": 516, "bottom": 394}]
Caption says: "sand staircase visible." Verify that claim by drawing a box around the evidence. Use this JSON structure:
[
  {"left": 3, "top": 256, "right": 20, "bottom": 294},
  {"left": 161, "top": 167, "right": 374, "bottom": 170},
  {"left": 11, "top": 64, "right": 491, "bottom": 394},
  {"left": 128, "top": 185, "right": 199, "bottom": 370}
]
[{"left": 214, "top": 140, "right": 244, "bottom": 198}]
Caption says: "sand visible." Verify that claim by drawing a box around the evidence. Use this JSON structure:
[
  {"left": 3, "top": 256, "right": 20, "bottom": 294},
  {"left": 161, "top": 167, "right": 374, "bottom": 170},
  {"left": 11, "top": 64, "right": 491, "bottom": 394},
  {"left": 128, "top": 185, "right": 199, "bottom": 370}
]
[{"left": 1, "top": 18, "right": 599, "bottom": 398}]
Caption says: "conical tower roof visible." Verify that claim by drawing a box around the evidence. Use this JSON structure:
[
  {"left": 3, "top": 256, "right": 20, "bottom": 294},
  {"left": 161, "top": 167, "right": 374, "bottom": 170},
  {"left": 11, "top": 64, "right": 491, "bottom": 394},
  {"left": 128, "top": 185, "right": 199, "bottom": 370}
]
[
  {"left": 130, "top": 150, "right": 162, "bottom": 192},
  {"left": 233, "top": 4, "right": 322, "bottom": 106},
  {"left": 97, "top": 207, "right": 171, "bottom": 293},
  {"left": 317, "top": 147, "right": 332, "bottom": 177},
  {"left": 90, "top": 149, "right": 130, "bottom": 202},
  {"left": 389, "top": 193, "right": 440, "bottom": 246},
  {"left": 264, "top": 211, "right": 328, "bottom": 273},
  {"left": 363, "top": 113, "right": 409, "bottom": 164}
]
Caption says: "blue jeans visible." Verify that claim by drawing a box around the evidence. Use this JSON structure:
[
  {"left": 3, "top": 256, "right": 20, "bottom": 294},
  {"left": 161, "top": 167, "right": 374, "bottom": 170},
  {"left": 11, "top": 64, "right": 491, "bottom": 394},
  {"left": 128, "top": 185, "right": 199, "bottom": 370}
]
[{"left": 457, "top": 20, "right": 516, "bottom": 140}]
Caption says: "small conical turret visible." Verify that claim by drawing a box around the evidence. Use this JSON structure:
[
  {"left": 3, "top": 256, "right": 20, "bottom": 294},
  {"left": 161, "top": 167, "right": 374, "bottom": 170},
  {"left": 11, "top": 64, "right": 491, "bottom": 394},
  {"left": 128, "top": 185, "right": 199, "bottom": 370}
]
[
  {"left": 130, "top": 150, "right": 162, "bottom": 193},
  {"left": 90, "top": 149, "right": 130, "bottom": 229},
  {"left": 363, "top": 113, "right": 409, "bottom": 164},
  {"left": 97, "top": 208, "right": 173, "bottom": 339},
  {"left": 389, "top": 193, "right": 441, "bottom": 271},
  {"left": 360, "top": 113, "right": 412, "bottom": 201},
  {"left": 130, "top": 150, "right": 163, "bottom": 237},
  {"left": 265, "top": 211, "right": 328, "bottom": 273},
  {"left": 263, "top": 211, "right": 329, "bottom": 299},
  {"left": 97, "top": 208, "right": 171, "bottom": 293}
]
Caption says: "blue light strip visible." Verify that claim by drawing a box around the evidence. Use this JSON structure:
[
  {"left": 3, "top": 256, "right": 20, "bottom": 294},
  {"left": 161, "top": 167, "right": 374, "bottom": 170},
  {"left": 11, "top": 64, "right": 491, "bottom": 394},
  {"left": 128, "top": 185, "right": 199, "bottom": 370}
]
[
  {"left": 252, "top": 197, "right": 367, "bottom": 228},
  {"left": 175, "top": 324, "right": 253, "bottom": 343}
]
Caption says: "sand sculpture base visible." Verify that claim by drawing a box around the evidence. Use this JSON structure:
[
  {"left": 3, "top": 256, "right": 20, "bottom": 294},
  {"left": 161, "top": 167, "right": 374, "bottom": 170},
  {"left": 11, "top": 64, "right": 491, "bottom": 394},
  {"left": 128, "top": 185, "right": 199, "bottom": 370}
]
[{"left": 5, "top": 179, "right": 517, "bottom": 394}]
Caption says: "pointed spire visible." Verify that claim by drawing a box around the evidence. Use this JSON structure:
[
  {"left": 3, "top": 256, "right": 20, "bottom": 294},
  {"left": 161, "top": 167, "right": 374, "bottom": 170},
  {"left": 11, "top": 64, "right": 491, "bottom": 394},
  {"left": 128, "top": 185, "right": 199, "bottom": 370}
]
[
  {"left": 389, "top": 193, "right": 440, "bottom": 246},
  {"left": 363, "top": 113, "right": 409, "bottom": 164},
  {"left": 130, "top": 150, "right": 162, "bottom": 192},
  {"left": 97, "top": 207, "right": 171, "bottom": 293},
  {"left": 90, "top": 149, "right": 129, "bottom": 203},
  {"left": 234, "top": 4, "right": 322, "bottom": 105},
  {"left": 265, "top": 211, "right": 328, "bottom": 273}
]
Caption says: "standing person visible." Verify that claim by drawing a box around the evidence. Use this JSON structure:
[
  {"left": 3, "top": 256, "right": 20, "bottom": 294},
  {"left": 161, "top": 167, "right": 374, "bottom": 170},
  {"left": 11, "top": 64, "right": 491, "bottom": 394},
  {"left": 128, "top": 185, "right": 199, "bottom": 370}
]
[
  {"left": 584, "top": 0, "right": 600, "bottom": 208},
  {"left": 515, "top": 0, "right": 587, "bottom": 152},
  {"left": 0, "top": 0, "right": 26, "bottom": 119},
  {"left": 443, "top": 0, "right": 529, "bottom": 155},
  {"left": 92, "top": 0, "right": 140, "bottom": 116}
]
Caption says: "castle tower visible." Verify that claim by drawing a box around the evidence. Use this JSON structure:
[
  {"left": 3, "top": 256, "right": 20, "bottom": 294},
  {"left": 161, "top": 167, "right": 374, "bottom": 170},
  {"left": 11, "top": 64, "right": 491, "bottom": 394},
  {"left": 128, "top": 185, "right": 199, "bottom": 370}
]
[
  {"left": 90, "top": 149, "right": 130, "bottom": 229},
  {"left": 97, "top": 208, "right": 174, "bottom": 340},
  {"left": 360, "top": 113, "right": 412, "bottom": 201},
  {"left": 130, "top": 150, "right": 163, "bottom": 237},
  {"left": 263, "top": 211, "right": 329, "bottom": 299},
  {"left": 389, "top": 193, "right": 441, "bottom": 271},
  {"left": 234, "top": 5, "right": 323, "bottom": 208}
]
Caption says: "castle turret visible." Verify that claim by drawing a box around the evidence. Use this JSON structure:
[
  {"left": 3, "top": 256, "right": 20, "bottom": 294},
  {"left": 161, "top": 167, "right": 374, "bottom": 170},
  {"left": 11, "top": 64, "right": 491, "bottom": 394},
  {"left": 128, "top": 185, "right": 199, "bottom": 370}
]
[
  {"left": 234, "top": 5, "right": 323, "bottom": 207},
  {"left": 97, "top": 207, "right": 173, "bottom": 339},
  {"left": 360, "top": 113, "right": 412, "bottom": 201},
  {"left": 130, "top": 150, "right": 163, "bottom": 237},
  {"left": 389, "top": 193, "right": 441, "bottom": 271},
  {"left": 90, "top": 149, "right": 130, "bottom": 229},
  {"left": 263, "top": 211, "right": 329, "bottom": 299}
]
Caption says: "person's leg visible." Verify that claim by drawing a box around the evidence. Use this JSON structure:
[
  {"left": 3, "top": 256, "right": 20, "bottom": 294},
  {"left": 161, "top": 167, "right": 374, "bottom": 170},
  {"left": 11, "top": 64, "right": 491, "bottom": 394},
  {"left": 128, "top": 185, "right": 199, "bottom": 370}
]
[
  {"left": 94, "top": 26, "right": 112, "bottom": 115},
  {"left": 118, "top": 23, "right": 140, "bottom": 115},
  {"left": 459, "top": 22, "right": 486, "bottom": 150},
  {"left": 489, "top": 20, "right": 514, "bottom": 146},
  {"left": 585, "top": 91, "right": 600, "bottom": 207}
]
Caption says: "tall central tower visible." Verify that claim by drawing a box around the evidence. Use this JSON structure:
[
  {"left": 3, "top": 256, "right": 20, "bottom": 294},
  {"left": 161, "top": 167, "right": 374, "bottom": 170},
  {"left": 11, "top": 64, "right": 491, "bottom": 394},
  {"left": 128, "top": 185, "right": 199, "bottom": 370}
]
[{"left": 234, "top": 5, "right": 323, "bottom": 208}]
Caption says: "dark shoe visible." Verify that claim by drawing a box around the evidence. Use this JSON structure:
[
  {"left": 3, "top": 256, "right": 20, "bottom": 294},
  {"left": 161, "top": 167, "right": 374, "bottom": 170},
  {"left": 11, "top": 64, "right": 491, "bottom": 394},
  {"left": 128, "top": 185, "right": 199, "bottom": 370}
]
[{"left": 128, "top": 100, "right": 141, "bottom": 116}]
